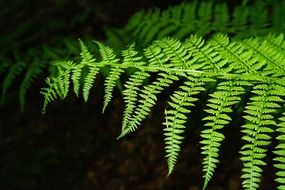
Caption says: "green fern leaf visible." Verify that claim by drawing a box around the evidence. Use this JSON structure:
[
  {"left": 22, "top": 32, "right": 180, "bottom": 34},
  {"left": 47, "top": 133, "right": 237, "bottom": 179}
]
[
  {"left": 164, "top": 75, "right": 206, "bottom": 175},
  {"left": 201, "top": 80, "right": 250, "bottom": 189}
]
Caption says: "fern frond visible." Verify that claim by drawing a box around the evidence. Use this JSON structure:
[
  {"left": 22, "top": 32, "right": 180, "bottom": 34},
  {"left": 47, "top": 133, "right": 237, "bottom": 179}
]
[
  {"left": 109, "top": 1, "right": 282, "bottom": 48},
  {"left": 164, "top": 75, "right": 207, "bottom": 175},
  {"left": 155, "top": 5, "right": 183, "bottom": 41},
  {"left": 75, "top": 40, "right": 99, "bottom": 102},
  {"left": 274, "top": 112, "right": 285, "bottom": 190},
  {"left": 200, "top": 80, "right": 250, "bottom": 189},
  {"left": 240, "top": 83, "right": 285, "bottom": 190},
  {"left": 40, "top": 33, "right": 285, "bottom": 190}
]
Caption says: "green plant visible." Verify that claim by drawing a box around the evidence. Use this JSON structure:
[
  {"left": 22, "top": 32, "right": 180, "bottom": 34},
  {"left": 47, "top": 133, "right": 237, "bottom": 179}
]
[
  {"left": 41, "top": 33, "right": 285, "bottom": 190},
  {"left": 1, "top": 0, "right": 285, "bottom": 189}
]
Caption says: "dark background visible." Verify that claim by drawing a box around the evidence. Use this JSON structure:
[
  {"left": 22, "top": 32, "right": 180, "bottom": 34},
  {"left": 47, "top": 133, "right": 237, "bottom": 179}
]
[{"left": 0, "top": 0, "right": 277, "bottom": 189}]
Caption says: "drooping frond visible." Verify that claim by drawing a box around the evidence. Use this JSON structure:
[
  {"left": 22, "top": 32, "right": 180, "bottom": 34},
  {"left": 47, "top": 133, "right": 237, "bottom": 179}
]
[
  {"left": 231, "top": 4, "right": 248, "bottom": 34},
  {"left": 77, "top": 41, "right": 99, "bottom": 102},
  {"left": 240, "top": 83, "right": 285, "bottom": 190},
  {"left": 196, "top": 1, "right": 213, "bottom": 35}
]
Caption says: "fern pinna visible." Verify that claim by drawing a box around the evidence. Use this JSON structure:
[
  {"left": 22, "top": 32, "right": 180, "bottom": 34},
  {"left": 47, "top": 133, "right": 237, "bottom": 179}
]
[{"left": 41, "top": 33, "right": 285, "bottom": 190}]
